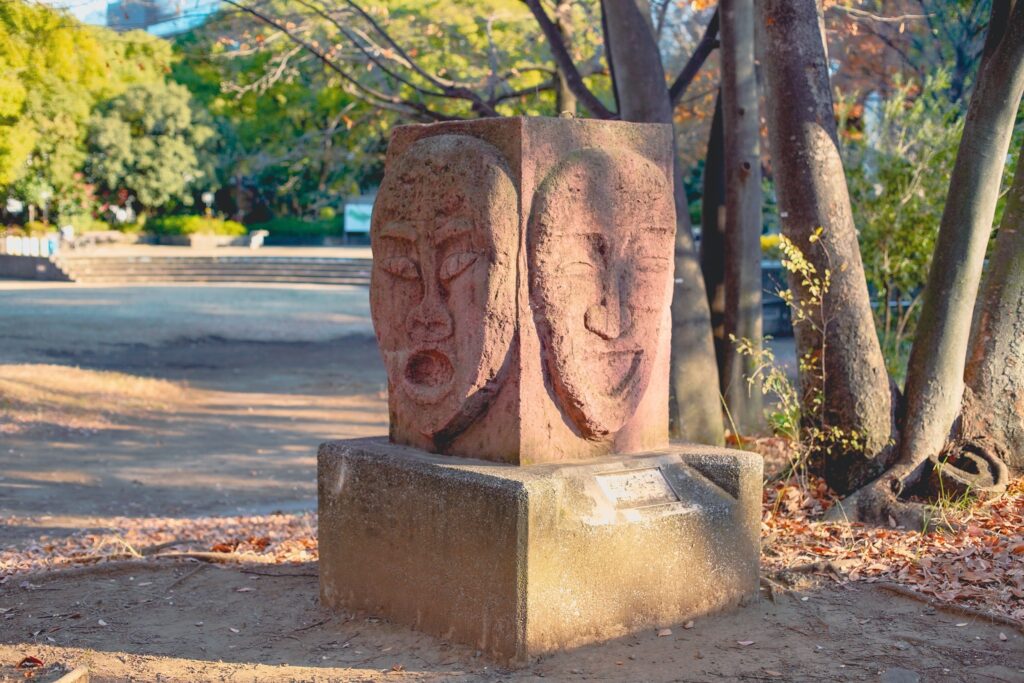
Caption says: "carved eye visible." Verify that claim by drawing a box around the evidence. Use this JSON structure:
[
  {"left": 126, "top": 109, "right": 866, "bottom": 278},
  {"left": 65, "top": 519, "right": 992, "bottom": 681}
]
[
  {"left": 636, "top": 256, "right": 670, "bottom": 273},
  {"left": 564, "top": 260, "right": 598, "bottom": 277},
  {"left": 381, "top": 256, "right": 420, "bottom": 281},
  {"left": 439, "top": 252, "right": 479, "bottom": 283}
]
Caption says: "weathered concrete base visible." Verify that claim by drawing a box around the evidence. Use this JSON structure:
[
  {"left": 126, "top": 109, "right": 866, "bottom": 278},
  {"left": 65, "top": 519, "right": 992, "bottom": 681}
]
[{"left": 318, "top": 437, "right": 761, "bottom": 663}]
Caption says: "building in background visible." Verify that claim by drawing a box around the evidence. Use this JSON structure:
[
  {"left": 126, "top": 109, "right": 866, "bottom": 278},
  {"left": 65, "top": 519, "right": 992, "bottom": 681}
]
[{"left": 105, "top": 0, "right": 218, "bottom": 36}]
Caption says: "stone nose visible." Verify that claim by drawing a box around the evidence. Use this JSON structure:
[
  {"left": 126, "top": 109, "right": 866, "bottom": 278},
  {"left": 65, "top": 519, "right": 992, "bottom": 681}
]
[
  {"left": 584, "top": 279, "right": 630, "bottom": 341},
  {"left": 408, "top": 291, "right": 454, "bottom": 343}
]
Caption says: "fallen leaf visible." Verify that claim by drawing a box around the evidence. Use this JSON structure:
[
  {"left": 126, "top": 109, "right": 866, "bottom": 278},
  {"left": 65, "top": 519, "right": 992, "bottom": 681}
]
[
  {"left": 657, "top": 628, "right": 672, "bottom": 637},
  {"left": 16, "top": 656, "right": 43, "bottom": 669},
  {"left": 737, "top": 640, "right": 755, "bottom": 646},
  {"left": 235, "top": 587, "right": 255, "bottom": 592},
  {"left": 765, "top": 671, "right": 783, "bottom": 678},
  {"left": 683, "top": 620, "right": 694, "bottom": 629},
  {"left": 955, "top": 623, "right": 968, "bottom": 627},
  {"left": 999, "top": 632, "right": 1008, "bottom": 641},
  {"left": 98, "top": 619, "right": 108, "bottom": 626},
  {"left": 391, "top": 664, "right": 405, "bottom": 672},
  {"left": 229, "top": 627, "right": 240, "bottom": 633}
]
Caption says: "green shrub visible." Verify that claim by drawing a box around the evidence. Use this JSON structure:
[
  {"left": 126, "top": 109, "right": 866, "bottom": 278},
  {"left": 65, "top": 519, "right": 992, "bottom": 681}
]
[
  {"left": 147, "top": 215, "right": 247, "bottom": 237},
  {"left": 23, "top": 221, "right": 52, "bottom": 236},
  {"left": 761, "top": 234, "right": 782, "bottom": 260},
  {"left": 248, "top": 216, "right": 342, "bottom": 238},
  {"left": 64, "top": 215, "right": 110, "bottom": 233}
]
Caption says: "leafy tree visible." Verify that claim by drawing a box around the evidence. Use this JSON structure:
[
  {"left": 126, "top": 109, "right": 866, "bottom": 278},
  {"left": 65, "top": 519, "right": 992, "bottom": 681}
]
[
  {"left": 172, "top": 0, "right": 607, "bottom": 219},
  {"left": 841, "top": 73, "right": 965, "bottom": 379},
  {"left": 760, "top": 0, "right": 1024, "bottom": 525},
  {"left": 0, "top": 1, "right": 174, "bottom": 219},
  {"left": 85, "top": 81, "right": 213, "bottom": 212}
]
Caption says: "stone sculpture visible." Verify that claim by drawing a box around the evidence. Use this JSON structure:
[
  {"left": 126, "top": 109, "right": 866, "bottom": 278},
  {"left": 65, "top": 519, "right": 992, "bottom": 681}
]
[
  {"left": 529, "top": 147, "right": 676, "bottom": 438},
  {"left": 319, "top": 117, "right": 761, "bottom": 664},
  {"left": 367, "top": 117, "right": 674, "bottom": 462},
  {"left": 370, "top": 134, "right": 517, "bottom": 449}
]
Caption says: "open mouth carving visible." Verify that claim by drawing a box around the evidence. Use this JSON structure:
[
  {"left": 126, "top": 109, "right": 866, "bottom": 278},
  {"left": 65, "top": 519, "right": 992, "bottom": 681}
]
[{"left": 402, "top": 350, "right": 455, "bottom": 404}]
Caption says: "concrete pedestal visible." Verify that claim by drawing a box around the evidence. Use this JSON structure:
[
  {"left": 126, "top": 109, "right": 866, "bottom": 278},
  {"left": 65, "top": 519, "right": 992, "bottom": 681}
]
[{"left": 318, "top": 437, "right": 761, "bottom": 663}]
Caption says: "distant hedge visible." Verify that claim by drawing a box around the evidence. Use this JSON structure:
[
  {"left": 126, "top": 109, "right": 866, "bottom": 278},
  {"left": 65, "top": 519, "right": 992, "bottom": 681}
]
[
  {"left": 247, "top": 217, "right": 343, "bottom": 238},
  {"left": 147, "top": 216, "right": 247, "bottom": 236}
]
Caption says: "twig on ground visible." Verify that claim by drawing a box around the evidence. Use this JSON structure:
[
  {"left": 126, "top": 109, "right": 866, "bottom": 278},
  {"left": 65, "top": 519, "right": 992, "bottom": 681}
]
[
  {"left": 152, "top": 551, "right": 248, "bottom": 564},
  {"left": 165, "top": 564, "right": 208, "bottom": 592},
  {"left": 141, "top": 540, "right": 188, "bottom": 556},
  {"left": 239, "top": 569, "right": 317, "bottom": 578},
  {"left": 293, "top": 617, "right": 331, "bottom": 632},
  {"left": 875, "top": 582, "right": 1024, "bottom": 632}
]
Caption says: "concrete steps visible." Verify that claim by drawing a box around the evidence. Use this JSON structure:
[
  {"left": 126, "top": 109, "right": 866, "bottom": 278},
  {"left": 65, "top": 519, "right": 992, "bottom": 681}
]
[{"left": 54, "top": 255, "right": 372, "bottom": 286}]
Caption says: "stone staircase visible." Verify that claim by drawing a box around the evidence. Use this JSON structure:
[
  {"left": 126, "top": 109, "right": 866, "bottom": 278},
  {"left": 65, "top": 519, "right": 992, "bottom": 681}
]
[{"left": 53, "top": 254, "right": 372, "bottom": 286}]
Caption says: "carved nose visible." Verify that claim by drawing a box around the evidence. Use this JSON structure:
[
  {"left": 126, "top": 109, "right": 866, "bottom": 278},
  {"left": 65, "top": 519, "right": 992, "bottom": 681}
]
[
  {"left": 585, "top": 304, "right": 621, "bottom": 340},
  {"left": 409, "top": 296, "right": 454, "bottom": 343},
  {"left": 585, "top": 281, "right": 629, "bottom": 340}
]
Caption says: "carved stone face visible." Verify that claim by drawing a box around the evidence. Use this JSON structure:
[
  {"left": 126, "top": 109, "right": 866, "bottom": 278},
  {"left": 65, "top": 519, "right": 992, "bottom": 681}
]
[
  {"left": 370, "top": 135, "right": 517, "bottom": 443},
  {"left": 529, "top": 148, "right": 675, "bottom": 438}
]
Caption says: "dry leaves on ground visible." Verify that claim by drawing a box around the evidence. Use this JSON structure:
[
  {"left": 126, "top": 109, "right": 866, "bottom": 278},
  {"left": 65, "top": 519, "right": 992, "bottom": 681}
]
[
  {"left": 1, "top": 460, "right": 1022, "bottom": 631},
  {"left": 763, "top": 474, "right": 1024, "bottom": 627},
  {"left": 0, "top": 512, "right": 316, "bottom": 578}
]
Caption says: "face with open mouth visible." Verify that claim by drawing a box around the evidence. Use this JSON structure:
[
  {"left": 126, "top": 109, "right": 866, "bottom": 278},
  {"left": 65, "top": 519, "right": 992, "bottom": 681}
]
[
  {"left": 370, "top": 135, "right": 517, "bottom": 444},
  {"left": 529, "top": 147, "right": 675, "bottom": 438}
]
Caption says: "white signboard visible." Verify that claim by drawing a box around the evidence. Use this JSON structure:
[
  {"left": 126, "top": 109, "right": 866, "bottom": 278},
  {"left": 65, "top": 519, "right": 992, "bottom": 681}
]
[{"left": 344, "top": 203, "right": 373, "bottom": 235}]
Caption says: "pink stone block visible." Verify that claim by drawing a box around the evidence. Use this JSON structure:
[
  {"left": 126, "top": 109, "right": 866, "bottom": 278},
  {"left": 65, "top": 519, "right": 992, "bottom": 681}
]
[{"left": 370, "top": 117, "right": 676, "bottom": 464}]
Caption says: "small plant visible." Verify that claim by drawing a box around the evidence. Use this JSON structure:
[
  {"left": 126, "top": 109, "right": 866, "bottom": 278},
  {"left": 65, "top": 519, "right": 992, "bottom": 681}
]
[{"left": 735, "top": 231, "right": 869, "bottom": 489}]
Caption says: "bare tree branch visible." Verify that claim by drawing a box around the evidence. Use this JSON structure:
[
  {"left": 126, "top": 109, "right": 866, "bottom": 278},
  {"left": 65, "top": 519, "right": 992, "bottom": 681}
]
[
  {"left": 335, "top": 0, "right": 498, "bottom": 114},
  {"left": 221, "top": 0, "right": 462, "bottom": 122},
  {"left": 668, "top": 8, "right": 719, "bottom": 107},
  {"left": 522, "top": 0, "right": 616, "bottom": 118},
  {"left": 291, "top": 0, "right": 451, "bottom": 100},
  {"left": 830, "top": 6, "right": 929, "bottom": 23}
]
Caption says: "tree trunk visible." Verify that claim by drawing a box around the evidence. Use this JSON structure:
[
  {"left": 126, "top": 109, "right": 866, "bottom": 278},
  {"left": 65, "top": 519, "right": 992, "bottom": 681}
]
[
  {"left": 700, "top": 93, "right": 727, "bottom": 393},
  {"left": 959, "top": 142, "right": 1024, "bottom": 476},
  {"left": 874, "top": 1, "right": 1024, "bottom": 509},
  {"left": 554, "top": 0, "right": 578, "bottom": 116},
  {"left": 720, "top": 0, "right": 765, "bottom": 435},
  {"left": 758, "top": 0, "right": 895, "bottom": 492},
  {"left": 602, "top": 0, "right": 725, "bottom": 445}
]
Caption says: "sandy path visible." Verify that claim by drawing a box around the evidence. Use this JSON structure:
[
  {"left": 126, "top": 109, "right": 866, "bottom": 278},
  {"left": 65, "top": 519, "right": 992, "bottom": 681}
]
[
  {"left": 0, "top": 283, "right": 383, "bottom": 546},
  {"left": 0, "top": 283, "right": 1021, "bottom": 681},
  {"left": 1, "top": 563, "right": 1021, "bottom": 682}
]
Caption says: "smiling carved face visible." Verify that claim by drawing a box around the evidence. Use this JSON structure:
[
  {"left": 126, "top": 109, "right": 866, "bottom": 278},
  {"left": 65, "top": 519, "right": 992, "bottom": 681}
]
[
  {"left": 529, "top": 147, "right": 675, "bottom": 438},
  {"left": 370, "top": 134, "right": 517, "bottom": 444}
]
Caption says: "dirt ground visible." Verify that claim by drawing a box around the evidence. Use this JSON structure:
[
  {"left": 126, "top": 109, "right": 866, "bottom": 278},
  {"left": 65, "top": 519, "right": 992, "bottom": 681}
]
[
  {"left": 1, "top": 562, "right": 1022, "bottom": 683},
  {"left": 0, "top": 283, "right": 380, "bottom": 548},
  {"left": 0, "top": 282, "right": 1021, "bottom": 682}
]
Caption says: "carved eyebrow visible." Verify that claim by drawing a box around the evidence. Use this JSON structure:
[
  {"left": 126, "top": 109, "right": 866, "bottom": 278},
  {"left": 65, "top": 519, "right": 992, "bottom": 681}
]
[
  {"left": 431, "top": 217, "right": 473, "bottom": 247},
  {"left": 379, "top": 221, "right": 415, "bottom": 242},
  {"left": 639, "top": 226, "right": 675, "bottom": 236}
]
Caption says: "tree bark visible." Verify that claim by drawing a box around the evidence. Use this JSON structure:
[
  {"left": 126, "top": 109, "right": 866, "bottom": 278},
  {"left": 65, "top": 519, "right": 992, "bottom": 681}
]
[
  {"left": 602, "top": 0, "right": 725, "bottom": 445},
  {"left": 553, "top": 0, "right": 578, "bottom": 116},
  {"left": 882, "top": 1, "right": 1024, "bottom": 500},
  {"left": 720, "top": 0, "right": 765, "bottom": 435},
  {"left": 700, "top": 94, "right": 727, "bottom": 393},
  {"left": 758, "top": 0, "right": 895, "bottom": 492},
  {"left": 960, "top": 143, "right": 1024, "bottom": 475}
]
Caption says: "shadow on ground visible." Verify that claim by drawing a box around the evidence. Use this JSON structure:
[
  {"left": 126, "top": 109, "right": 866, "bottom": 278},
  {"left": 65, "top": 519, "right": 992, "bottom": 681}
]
[
  {"left": 0, "top": 283, "right": 387, "bottom": 544},
  {"left": 0, "top": 561, "right": 1021, "bottom": 682}
]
